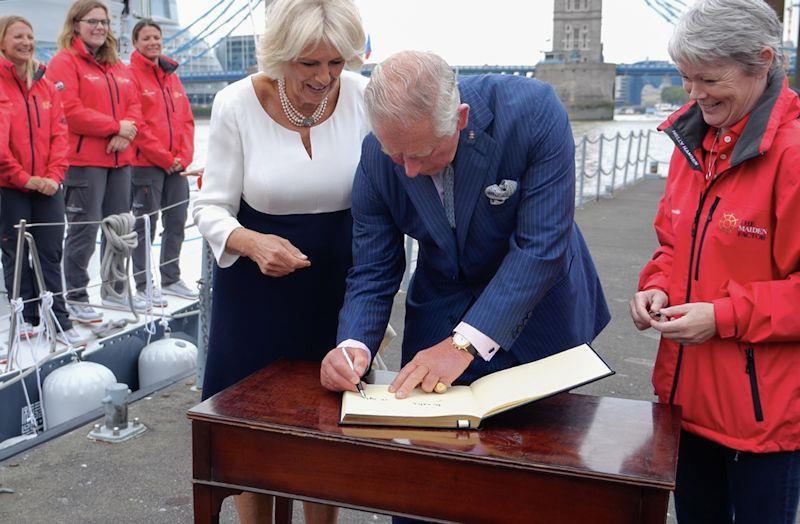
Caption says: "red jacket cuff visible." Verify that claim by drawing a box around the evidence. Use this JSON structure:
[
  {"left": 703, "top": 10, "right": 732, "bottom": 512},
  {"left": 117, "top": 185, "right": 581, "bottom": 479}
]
[
  {"left": 640, "top": 275, "right": 669, "bottom": 294},
  {"left": 713, "top": 297, "right": 737, "bottom": 339}
]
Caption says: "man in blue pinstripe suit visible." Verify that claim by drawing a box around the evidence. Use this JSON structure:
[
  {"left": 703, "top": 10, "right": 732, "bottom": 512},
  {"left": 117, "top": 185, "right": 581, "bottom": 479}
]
[{"left": 321, "top": 51, "right": 610, "bottom": 399}]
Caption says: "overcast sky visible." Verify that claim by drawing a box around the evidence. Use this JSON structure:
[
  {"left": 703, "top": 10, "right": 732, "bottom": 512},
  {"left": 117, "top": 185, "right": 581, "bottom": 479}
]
[{"left": 178, "top": 0, "right": 798, "bottom": 66}]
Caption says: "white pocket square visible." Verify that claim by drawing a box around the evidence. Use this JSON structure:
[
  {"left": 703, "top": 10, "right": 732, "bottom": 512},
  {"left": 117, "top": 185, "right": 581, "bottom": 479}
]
[{"left": 484, "top": 179, "right": 518, "bottom": 205}]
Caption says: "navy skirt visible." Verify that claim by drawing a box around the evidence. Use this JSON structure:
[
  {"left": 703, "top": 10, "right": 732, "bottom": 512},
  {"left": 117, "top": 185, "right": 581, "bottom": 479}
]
[{"left": 202, "top": 200, "right": 353, "bottom": 400}]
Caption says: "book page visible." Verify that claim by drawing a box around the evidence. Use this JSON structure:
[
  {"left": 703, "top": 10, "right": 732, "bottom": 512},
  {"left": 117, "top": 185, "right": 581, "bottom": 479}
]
[
  {"left": 341, "top": 384, "right": 481, "bottom": 420},
  {"left": 470, "top": 344, "right": 612, "bottom": 418}
]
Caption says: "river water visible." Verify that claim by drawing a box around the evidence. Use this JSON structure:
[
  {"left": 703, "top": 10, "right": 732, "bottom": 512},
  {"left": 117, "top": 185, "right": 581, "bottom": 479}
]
[{"left": 190, "top": 114, "right": 675, "bottom": 203}]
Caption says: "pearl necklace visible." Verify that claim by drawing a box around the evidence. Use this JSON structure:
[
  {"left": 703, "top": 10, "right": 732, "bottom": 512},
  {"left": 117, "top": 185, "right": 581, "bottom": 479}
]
[{"left": 277, "top": 78, "right": 328, "bottom": 127}]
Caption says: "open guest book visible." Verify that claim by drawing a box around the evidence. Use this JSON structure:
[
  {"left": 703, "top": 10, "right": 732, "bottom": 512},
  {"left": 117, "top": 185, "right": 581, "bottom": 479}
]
[{"left": 340, "top": 343, "right": 613, "bottom": 429}]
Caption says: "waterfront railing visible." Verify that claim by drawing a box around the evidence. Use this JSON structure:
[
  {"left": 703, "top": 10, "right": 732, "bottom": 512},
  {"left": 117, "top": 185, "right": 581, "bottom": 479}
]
[{"left": 575, "top": 129, "right": 662, "bottom": 206}]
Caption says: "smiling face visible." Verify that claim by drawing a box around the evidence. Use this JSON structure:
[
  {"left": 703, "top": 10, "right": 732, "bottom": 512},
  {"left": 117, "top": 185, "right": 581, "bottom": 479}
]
[
  {"left": 679, "top": 60, "right": 769, "bottom": 131},
  {"left": 134, "top": 25, "right": 162, "bottom": 62},
  {"left": 375, "top": 105, "right": 469, "bottom": 178},
  {"left": 75, "top": 6, "right": 108, "bottom": 52},
  {"left": 1, "top": 21, "right": 34, "bottom": 66},
  {"left": 282, "top": 40, "right": 345, "bottom": 112}
]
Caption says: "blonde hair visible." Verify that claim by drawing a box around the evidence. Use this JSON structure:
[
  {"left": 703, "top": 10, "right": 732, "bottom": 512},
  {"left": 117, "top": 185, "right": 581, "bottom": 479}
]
[
  {"left": 0, "top": 16, "right": 39, "bottom": 89},
  {"left": 258, "top": 0, "right": 365, "bottom": 79},
  {"left": 57, "top": 0, "right": 118, "bottom": 65}
]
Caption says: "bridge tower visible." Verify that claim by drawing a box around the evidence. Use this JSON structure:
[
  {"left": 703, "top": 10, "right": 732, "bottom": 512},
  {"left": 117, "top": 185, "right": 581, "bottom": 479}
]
[
  {"left": 536, "top": 0, "right": 616, "bottom": 120},
  {"left": 547, "top": 0, "right": 603, "bottom": 64}
]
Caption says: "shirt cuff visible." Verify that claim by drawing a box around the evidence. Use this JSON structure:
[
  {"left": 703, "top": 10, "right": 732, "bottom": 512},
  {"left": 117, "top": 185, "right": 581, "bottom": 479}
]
[
  {"left": 455, "top": 322, "right": 500, "bottom": 362},
  {"left": 337, "top": 339, "right": 372, "bottom": 361}
]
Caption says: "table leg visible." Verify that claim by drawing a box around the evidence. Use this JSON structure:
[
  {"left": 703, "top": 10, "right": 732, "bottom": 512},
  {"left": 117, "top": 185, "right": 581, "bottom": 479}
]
[
  {"left": 193, "top": 483, "right": 241, "bottom": 524},
  {"left": 275, "top": 496, "right": 293, "bottom": 524}
]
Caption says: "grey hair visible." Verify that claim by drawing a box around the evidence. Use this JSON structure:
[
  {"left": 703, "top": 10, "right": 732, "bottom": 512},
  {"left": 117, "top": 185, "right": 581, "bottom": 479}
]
[
  {"left": 257, "top": 0, "right": 365, "bottom": 79},
  {"left": 364, "top": 51, "right": 460, "bottom": 137},
  {"left": 669, "top": 0, "right": 783, "bottom": 75}
]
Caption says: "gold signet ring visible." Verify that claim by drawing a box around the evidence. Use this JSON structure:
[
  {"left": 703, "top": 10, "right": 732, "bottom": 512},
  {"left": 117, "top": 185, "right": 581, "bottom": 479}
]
[{"left": 434, "top": 382, "right": 448, "bottom": 394}]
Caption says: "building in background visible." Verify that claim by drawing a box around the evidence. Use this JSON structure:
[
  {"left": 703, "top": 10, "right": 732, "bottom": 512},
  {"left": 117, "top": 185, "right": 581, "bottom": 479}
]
[
  {"left": 215, "top": 35, "right": 258, "bottom": 74},
  {"left": 1, "top": 0, "right": 226, "bottom": 106},
  {"left": 536, "top": 0, "right": 616, "bottom": 120}
]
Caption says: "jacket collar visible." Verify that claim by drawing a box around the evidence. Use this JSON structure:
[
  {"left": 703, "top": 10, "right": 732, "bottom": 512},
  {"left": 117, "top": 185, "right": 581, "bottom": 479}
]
[
  {"left": 0, "top": 56, "right": 45, "bottom": 87},
  {"left": 131, "top": 49, "right": 179, "bottom": 75},
  {"left": 659, "top": 69, "right": 800, "bottom": 171}
]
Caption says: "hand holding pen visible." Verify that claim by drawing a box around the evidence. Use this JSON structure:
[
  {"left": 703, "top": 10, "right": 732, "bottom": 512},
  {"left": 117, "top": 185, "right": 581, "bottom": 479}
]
[{"left": 340, "top": 347, "right": 367, "bottom": 398}]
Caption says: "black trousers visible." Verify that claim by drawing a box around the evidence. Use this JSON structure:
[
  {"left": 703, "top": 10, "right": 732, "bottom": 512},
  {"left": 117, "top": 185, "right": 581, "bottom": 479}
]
[
  {"left": 62, "top": 165, "right": 131, "bottom": 301},
  {"left": 675, "top": 430, "right": 800, "bottom": 524},
  {"left": 0, "top": 187, "right": 71, "bottom": 329},
  {"left": 131, "top": 166, "right": 189, "bottom": 291}
]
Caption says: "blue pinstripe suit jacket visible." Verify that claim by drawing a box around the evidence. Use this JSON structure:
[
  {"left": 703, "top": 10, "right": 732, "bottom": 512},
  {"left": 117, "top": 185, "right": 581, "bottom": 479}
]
[{"left": 337, "top": 74, "right": 610, "bottom": 381}]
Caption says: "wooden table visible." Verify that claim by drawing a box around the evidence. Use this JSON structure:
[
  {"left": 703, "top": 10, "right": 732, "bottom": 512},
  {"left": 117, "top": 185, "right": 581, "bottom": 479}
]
[{"left": 189, "top": 360, "right": 680, "bottom": 524}]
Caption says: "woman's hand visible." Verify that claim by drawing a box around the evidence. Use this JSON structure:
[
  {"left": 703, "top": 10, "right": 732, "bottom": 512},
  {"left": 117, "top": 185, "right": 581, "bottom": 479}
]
[
  {"left": 630, "top": 289, "right": 669, "bottom": 330},
  {"left": 38, "top": 178, "right": 59, "bottom": 196},
  {"left": 650, "top": 302, "right": 717, "bottom": 345},
  {"left": 23, "top": 176, "right": 45, "bottom": 192},
  {"left": 167, "top": 158, "right": 184, "bottom": 174},
  {"left": 118, "top": 120, "right": 137, "bottom": 141},
  {"left": 106, "top": 136, "right": 131, "bottom": 153},
  {"left": 227, "top": 228, "right": 311, "bottom": 277}
]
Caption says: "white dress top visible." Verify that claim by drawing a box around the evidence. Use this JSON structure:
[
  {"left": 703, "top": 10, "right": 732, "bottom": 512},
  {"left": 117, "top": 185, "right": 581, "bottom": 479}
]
[{"left": 193, "top": 70, "right": 371, "bottom": 267}]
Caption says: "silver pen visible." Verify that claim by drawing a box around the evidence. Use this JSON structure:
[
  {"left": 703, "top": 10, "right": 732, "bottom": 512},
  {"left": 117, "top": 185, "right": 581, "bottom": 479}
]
[{"left": 340, "top": 347, "right": 366, "bottom": 398}]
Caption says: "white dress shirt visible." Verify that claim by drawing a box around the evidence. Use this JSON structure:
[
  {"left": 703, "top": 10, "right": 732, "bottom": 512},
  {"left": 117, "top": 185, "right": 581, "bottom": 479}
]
[{"left": 193, "top": 70, "right": 370, "bottom": 267}]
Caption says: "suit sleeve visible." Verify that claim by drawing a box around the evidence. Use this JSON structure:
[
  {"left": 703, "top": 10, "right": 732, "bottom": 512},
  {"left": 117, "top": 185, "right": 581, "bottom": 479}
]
[
  {"left": 461, "top": 88, "right": 578, "bottom": 350},
  {"left": 46, "top": 53, "right": 120, "bottom": 137},
  {"left": 336, "top": 154, "right": 405, "bottom": 352},
  {"left": 712, "top": 146, "right": 800, "bottom": 343},
  {"left": 638, "top": 149, "right": 679, "bottom": 294},
  {"left": 44, "top": 86, "right": 69, "bottom": 183}
]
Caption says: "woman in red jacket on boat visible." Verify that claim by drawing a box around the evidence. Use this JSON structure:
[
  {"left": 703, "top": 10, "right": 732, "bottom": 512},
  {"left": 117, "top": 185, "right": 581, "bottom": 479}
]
[
  {"left": 0, "top": 15, "right": 83, "bottom": 345},
  {"left": 128, "top": 19, "right": 197, "bottom": 307},
  {"left": 46, "top": 0, "right": 141, "bottom": 323}
]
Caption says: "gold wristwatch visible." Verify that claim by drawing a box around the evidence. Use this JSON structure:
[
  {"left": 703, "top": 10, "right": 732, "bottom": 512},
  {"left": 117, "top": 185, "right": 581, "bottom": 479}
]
[{"left": 452, "top": 332, "right": 478, "bottom": 358}]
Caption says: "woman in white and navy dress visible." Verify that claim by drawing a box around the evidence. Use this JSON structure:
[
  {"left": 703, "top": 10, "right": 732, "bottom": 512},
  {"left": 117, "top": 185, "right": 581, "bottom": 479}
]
[
  {"left": 194, "top": 0, "right": 369, "bottom": 399},
  {"left": 192, "top": 1, "right": 368, "bottom": 521}
]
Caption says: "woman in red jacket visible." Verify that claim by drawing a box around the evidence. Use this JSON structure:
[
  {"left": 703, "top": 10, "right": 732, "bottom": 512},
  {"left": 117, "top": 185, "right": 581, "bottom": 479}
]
[
  {"left": 129, "top": 19, "right": 196, "bottom": 307},
  {"left": 47, "top": 0, "right": 141, "bottom": 322},
  {"left": 0, "top": 15, "right": 83, "bottom": 344},
  {"left": 629, "top": 1, "right": 800, "bottom": 522}
]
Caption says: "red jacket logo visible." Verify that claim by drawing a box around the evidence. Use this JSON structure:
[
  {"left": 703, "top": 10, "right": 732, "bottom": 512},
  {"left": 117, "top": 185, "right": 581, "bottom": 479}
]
[
  {"left": 718, "top": 213, "right": 738, "bottom": 233},
  {"left": 718, "top": 212, "right": 768, "bottom": 240}
]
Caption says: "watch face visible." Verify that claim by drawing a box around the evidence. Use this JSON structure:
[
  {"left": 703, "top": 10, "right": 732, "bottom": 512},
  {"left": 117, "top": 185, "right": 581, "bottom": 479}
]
[{"left": 453, "top": 333, "right": 469, "bottom": 348}]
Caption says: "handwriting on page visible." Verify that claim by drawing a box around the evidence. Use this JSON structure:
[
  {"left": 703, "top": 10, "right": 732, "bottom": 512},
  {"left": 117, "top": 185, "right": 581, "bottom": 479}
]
[{"left": 361, "top": 394, "right": 442, "bottom": 408}]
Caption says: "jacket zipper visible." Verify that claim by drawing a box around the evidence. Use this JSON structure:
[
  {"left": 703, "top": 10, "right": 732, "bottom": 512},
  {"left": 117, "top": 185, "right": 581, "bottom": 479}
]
[
  {"left": 745, "top": 348, "right": 764, "bottom": 422},
  {"left": 13, "top": 78, "right": 36, "bottom": 180},
  {"left": 153, "top": 69, "right": 174, "bottom": 151},
  {"left": 100, "top": 67, "right": 119, "bottom": 167},
  {"left": 669, "top": 175, "right": 722, "bottom": 404},
  {"left": 110, "top": 72, "right": 121, "bottom": 103},
  {"left": 32, "top": 95, "right": 41, "bottom": 128},
  {"left": 76, "top": 135, "right": 84, "bottom": 153},
  {"left": 693, "top": 196, "right": 721, "bottom": 280}
]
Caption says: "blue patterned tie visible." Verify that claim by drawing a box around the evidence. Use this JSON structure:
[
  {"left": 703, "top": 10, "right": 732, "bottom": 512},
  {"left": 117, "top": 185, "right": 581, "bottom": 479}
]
[{"left": 443, "top": 164, "right": 455, "bottom": 229}]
